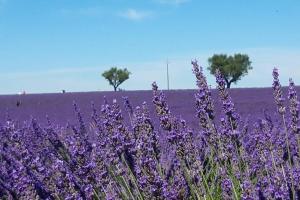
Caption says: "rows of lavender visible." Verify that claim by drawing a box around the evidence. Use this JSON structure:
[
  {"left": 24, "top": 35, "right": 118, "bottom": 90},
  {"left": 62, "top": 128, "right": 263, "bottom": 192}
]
[{"left": 1, "top": 61, "right": 300, "bottom": 199}]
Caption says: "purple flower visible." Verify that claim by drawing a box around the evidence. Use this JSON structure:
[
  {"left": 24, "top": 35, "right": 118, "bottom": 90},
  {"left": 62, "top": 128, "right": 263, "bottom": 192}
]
[
  {"left": 272, "top": 68, "right": 286, "bottom": 115},
  {"left": 122, "top": 96, "right": 133, "bottom": 115},
  {"left": 132, "top": 103, "right": 163, "bottom": 198},
  {"left": 162, "top": 158, "right": 190, "bottom": 200},
  {"left": 192, "top": 60, "right": 215, "bottom": 121},
  {"left": 288, "top": 78, "right": 300, "bottom": 134},
  {"left": 152, "top": 82, "right": 204, "bottom": 194},
  {"left": 216, "top": 69, "right": 240, "bottom": 131},
  {"left": 241, "top": 178, "right": 259, "bottom": 200}
]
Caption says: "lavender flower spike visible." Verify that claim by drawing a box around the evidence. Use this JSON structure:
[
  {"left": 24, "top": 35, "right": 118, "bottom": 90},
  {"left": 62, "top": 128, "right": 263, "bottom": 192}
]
[
  {"left": 215, "top": 69, "right": 239, "bottom": 130},
  {"left": 272, "top": 68, "right": 286, "bottom": 115},
  {"left": 288, "top": 78, "right": 300, "bottom": 134},
  {"left": 192, "top": 59, "right": 215, "bottom": 123}
]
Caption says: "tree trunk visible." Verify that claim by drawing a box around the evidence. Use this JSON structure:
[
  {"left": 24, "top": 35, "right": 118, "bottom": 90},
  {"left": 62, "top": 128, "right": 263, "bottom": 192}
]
[
  {"left": 224, "top": 78, "right": 231, "bottom": 89},
  {"left": 114, "top": 86, "right": 117, "bottom": 91},
  {"left": 226, "top": 82, "right": 231, "bottom": 89}
]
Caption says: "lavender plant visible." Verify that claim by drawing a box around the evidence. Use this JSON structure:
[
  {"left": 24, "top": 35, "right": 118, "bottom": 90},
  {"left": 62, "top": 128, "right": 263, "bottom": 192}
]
[{"left": 0, "top": 63, "right": 300, "bottom": 200}]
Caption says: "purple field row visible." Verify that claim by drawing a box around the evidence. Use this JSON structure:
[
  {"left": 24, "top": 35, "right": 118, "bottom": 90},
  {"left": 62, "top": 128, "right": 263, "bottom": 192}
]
[{"left": 0, "top": 87, "right": 296, "bottom": 129}]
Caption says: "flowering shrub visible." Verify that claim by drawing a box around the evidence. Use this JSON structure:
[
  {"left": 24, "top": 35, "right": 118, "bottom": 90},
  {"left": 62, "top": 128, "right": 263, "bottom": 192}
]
[{"left": 0, "top": 61, "right": 299, "bottom": 199}]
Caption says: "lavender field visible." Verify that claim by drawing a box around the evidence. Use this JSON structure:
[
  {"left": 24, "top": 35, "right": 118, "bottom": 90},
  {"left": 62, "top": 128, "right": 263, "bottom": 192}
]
[
  {"left": 0, "top": 87, "right": 293, "bottom": 129},
  {"left": 1, "top": 62, "right": 300, "bottom": 199}
]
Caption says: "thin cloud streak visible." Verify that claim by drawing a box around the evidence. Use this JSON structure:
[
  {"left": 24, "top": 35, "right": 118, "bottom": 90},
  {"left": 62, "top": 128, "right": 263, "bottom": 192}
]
[
  {"left": 60, "top": 7, "right": 154, "bottom": 21},
  {"left": 119, "top": 9, "right": 154, "bottom": 21}
]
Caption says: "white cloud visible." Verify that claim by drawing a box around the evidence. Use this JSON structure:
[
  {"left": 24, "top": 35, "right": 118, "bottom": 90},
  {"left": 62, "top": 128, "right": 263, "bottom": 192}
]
[
  {"left": 119, "top": 9, "right": 153, "bottom": 21},
  {"left": 155, "top": 0, "right": 190, "bottom": 6},
  {"left": 60, "top": 7, "right": 153, "bottom": 21}
]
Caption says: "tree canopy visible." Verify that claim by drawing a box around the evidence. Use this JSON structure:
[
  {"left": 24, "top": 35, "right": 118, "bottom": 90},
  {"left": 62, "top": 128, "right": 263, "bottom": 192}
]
[
  {"left": 102, "top": 67, "right": 131, "bottom": 91},
  {"left": 208, "top": 54, "right": 252, "bottom": 88}
]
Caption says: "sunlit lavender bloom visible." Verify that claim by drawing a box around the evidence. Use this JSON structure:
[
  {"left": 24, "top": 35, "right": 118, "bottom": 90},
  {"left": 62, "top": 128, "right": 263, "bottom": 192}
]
[
  {"left": 272, "top": 69, "right": 298, "bottom": 169},
  {"left": 122, "top": 96, "right": 133, "bottom": 115},
  {"left": 243, "top": 118, "right": 286, "bottom": 182},
  {"left": 152, "top": 82, "right": 171, "bottom": 121},
  {"left": 91, "top": 102, "right": 103, "bottom": 133},
  {"left": 2, "top": 63, "right": 300, "bottom": 199},
  {"left": 73, "top": 102, "right": 90, "bottom": 147},
  {"left": 51, "top": 158, "right": 83, "bottom": 199},
  {"left": 215, "top": 69, "right": 240, "bottom": 131},
  {"left": 288, "top": 78, "right": 300, "bottom": 134},
  {"left": 19, "top": 120, "right": 62, "bottom": 198},
  {"left": 286, "top": 79, "right": 300, "bottom": 163},
  {"left": 112, "top": 99, "right": 136, "bottom": 158},
  {"left": 132, "top": 104, "right": 163, "bottom": 198},
  {"left": 265, "top": 170, "right": 289, "bottom": 199},
  {"left": 192, "top": 59, "right": 215, "bottom": 121},
  {"left": 272, "top": 68, "right": 286, "bottom": 115},
  {"left": 289, "top": 167, "right": 300, "bottom": 193},
  {"left": 241, "top": 178, "right": 259, "bottom": 200},
  {"left": 105, "top": 189, "right": 121, "bottom": 200},
  {"left": 152, "top": 82, "right": 180, "bottom": 145},
  {"left": 0, "top": 121, "right": 35, "bottom": 199},
  {"left": 152, "top": 82, "right": 189, "bottom": 152},
  {"left": 62, "top": 104, "right": 108, "bottom": 198},
  {"left": 99, "top": 99, "right": 135, "bottom": 197},
  {"left": 162, "top": 158, "right": 190, "bottom": 200},
  {"left": 152, "top": 81, "right": 204, "bottom": 192},
  {"left": 192, "top": 60, "right": 219, "bottom": 155},
  {"left": 90, "top": 104, "right": 118, "bottom": 195},
  {"left": 100, "top": 102, "right": 124, "bottom": 165},
  {"left": 221, "top": 178, "right": 233, "bottom": 199},
  {"left": 1, "top": 121, "right": 57, "bottom": 199},
  {"left": 0, "top": 150, "right": 39, "bottom": 199}
]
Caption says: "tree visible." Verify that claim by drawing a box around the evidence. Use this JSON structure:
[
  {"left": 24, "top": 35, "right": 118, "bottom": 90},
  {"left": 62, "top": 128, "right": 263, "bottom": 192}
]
[
  {"left": 102, "top": 67, "right": 131, "bottom": 91},
  {"left": 208, "top": 54, "right": 252, "bottom": 88}
]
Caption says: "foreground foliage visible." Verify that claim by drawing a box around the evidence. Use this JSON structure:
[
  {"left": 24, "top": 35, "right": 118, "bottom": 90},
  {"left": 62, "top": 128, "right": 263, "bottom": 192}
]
[{"left": 1, "top": 61, "right": 299, "bottom": 199}]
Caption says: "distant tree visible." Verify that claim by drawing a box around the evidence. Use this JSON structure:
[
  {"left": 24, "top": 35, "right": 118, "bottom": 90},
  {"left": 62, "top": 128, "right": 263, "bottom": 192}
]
[
  {"left": 102, "top": 67, "right": 131, "bottom": 91},
  {"left": 208, "top": 54, "right": 252, "bottom": 88}
]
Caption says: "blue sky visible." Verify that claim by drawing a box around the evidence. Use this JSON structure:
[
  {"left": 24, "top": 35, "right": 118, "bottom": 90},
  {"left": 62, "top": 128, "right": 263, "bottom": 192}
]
[{"left": 0, "top": 0, "right": 300, "bottom": 94}]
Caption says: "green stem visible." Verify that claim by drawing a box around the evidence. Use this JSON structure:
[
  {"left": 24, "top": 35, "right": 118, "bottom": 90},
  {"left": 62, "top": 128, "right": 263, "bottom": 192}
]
[
  {"left": 121, "top": 176, "right": 136, "bottom": 200},
  {"left": 231, "top": 179, "right": 239, "bottom": 200},
  {"left": 282, "top": 115, "right": 296, "bottom": 199},
  {"left": 282, "top": 115, "right": 292, "bottom": 166},
  {"left": 121, "top": 153, "right": 144, "bottom": 200},
  {"left": 200, "top": 169, "right": 213, "bottom": 200},
  {"left": 181, "top": 160, "right": 202, "bottom": 200},
  {"left": 54, "top": 194, "right": 62, "bottom": 200},
  {"left": 93, "top": 188, "right": 101, "bottom": 200},
  {"left": 110, "top": 165, "right": 135, "bottom": 200}
]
